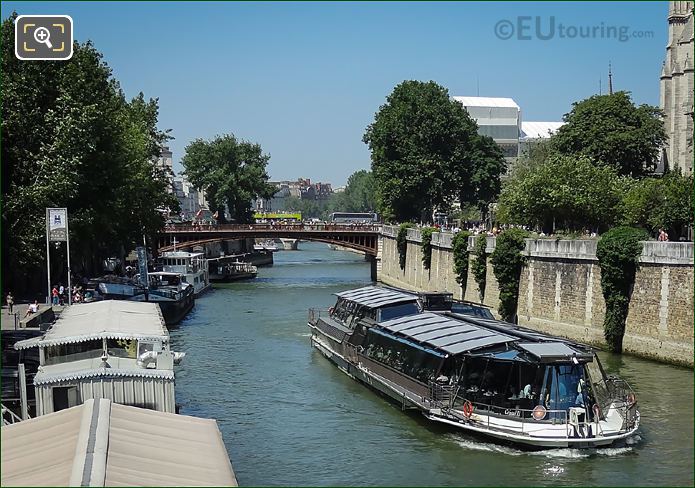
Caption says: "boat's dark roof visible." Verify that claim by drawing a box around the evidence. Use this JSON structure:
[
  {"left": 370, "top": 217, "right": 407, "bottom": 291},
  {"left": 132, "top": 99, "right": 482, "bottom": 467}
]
[
  {"left": 517, "top": 342, "right": 592, "bottom": 361},
  {"left": 334, "top": 286, "right": 417, "bottom": 309},
  {"left": 376, "top": 312, "right": 516, "bottom": 355}
]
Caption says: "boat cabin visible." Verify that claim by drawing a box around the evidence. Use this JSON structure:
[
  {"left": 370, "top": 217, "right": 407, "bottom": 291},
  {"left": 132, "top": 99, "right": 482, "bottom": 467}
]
[
  {"left": 329, "top": 286, "right": 420, "bottom": 326},
  {"left": 157, "top": 250, "right": 210, "bottom": 295},
  {"left": 13, "top": 301, "right": 182, "bottom": 416}
]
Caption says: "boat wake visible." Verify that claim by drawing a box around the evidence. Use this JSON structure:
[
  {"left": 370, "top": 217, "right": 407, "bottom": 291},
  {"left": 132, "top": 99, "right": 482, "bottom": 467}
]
[{"left": 449, "top": 434, "right": 638, "bottom": 458}]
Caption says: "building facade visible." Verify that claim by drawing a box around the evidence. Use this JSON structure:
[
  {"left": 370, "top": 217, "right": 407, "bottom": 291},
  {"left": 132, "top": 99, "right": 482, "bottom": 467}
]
[
  {"left": 660, "top": 1, "right": 694, "bottom": 176},
  {"left": 454, "top": 96, "right": 522, "bottom": 160}
]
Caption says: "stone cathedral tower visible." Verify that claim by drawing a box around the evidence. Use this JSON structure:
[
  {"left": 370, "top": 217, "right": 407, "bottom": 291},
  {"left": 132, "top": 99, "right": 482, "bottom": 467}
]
[{"left": 660, "top": 1, "right": 694, "bottom": 175}]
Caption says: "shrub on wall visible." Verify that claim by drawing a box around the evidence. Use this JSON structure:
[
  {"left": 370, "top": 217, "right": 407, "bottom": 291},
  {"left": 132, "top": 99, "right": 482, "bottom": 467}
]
[
  {"left": 452, "top": 231, "right": 472, "bottom": 292},
  {"left": 471, "top": 235, "right": 488, "bottom": 301},
  {"left": 596, "top": 226, "right": 647, "bottom": 352},
  {"left": 397, "top": 223, "right": 413, "bottom": 270},
  {"left": 421, "top": 227, "right": 436, "bottom": 270},
  {"left": 491, "top": 228, "right": 528, "bottom": 322}
]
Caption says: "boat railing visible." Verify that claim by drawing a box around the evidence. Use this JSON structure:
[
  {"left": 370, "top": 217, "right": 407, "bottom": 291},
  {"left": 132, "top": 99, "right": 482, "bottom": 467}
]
[
  {"left": 308, "top": 308, "right": 330, "bottom": 326},
  {"left": 428, "top": 381, "right": 456, "bottom": 408},
  {"left": 344, "top": 342, "right": 359, "bottom": 364},
  {"left": 446, "top": 399, "right": 613, "bottom": 439}
]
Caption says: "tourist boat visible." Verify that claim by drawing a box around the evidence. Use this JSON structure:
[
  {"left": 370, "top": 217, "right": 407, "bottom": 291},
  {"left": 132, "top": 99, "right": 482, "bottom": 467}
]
[
  {"left": 92, "top": 273, "right": 195, "bottom": 326},
  {"left": 253, "top": 240, "right": 279, "bottom": 252},
  {"left": 308, "top": 286, "right": 639, "bottom": 449},
  {"left": 157, "top": 250, "right": 211, "bottom": 296},
  {"left": 130, "top": 272, "right": 195, "bottom": 326},
  {"left": 208, "top": 257, "right": 258, "bottom": 282}
]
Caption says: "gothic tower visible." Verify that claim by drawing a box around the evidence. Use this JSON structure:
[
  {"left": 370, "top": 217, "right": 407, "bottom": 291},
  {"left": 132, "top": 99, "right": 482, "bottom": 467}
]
[{"left": 660, "top": 1, "right": 694, "bottom": 175}]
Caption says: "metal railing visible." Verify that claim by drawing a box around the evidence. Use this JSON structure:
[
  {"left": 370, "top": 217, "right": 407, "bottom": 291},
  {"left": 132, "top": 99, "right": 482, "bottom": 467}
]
[
  {"left": 308, "top": 308, "right": 329, "bottom": 325},
  {"left": 165, "top": 223, "right": 382, "bottom": 233},
  {"left": 1, "top": 403, "right": 25, "bottom": 426},
  {"left": 440, "top": 397, "right": 615, "bottom": 440}
]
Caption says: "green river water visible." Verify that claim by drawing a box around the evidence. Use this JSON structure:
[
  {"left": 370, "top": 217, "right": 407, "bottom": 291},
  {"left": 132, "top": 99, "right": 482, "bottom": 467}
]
[{"left": 169, "top": 242, "right": 694, "bottom": 486}]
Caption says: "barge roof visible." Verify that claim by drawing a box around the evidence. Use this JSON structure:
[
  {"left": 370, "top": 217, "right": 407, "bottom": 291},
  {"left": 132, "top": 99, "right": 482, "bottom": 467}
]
[
  {"left": 377, "top": 312, "right": 516, "bottom": 355},
  {"left": 14, "top": 301, "right": 167, "bottom": 350},
  {"left": 1, "top": 398, "right": 237, "bottom": 486},
  {"left": 334, "top": 286, "right": 417, "bottom": 308}
]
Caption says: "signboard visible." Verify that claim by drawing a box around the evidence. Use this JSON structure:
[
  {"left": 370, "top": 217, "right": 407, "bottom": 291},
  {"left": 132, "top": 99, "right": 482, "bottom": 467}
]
[
  {"left": 136, "top": 246, "right": 149, "bottom": 289},
  {"left": 47, "top": 208, "right": 68, "bottom": 241}
]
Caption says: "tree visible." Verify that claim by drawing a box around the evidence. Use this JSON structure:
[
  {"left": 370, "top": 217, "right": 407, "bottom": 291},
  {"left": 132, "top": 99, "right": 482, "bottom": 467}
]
[
  {"left": 1, "top": 12, "right": 176, "bottom": 293},
  {"left": 497, "top": 154, "right": 628, "bottom": 233},
  {"left": 459, "top": 134, "right": 506, "bottom": 216},
  {"left": 551, "top": 91, "right": 666, "bottom": 177},
  {"left": 181, "top": 135, "right": 275, "bottom": 224},
  {"left": 363, "top": 80, "right": 504, "bottom": 223},
  {"left": 621, "top": 170, "right": 694, "bottom": 240},
  {"left": 342, "top": 170, "right": 376, "bottom": 213}
]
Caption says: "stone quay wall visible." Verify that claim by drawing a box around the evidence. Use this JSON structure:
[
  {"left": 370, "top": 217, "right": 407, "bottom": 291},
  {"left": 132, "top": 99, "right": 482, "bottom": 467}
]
[{"left": 378, "top": 226, "right": 694, "bottom": 367}]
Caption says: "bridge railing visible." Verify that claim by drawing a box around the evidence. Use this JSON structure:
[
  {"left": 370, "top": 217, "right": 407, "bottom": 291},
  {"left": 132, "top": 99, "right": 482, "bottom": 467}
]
[{"left": 163, "top": 223, "right": 382, "bottom": 233}]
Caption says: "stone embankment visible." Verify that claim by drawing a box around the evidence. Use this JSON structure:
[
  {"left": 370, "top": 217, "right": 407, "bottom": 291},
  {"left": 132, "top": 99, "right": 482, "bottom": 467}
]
[{"left": 378, "top": 226, "right": 694, "bottom": 367}]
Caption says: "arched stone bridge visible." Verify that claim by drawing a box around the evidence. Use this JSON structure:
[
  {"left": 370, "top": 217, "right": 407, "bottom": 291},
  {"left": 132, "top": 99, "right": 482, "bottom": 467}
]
[{"left": 158, "top": 223, "right": 381, "bottom": 255}]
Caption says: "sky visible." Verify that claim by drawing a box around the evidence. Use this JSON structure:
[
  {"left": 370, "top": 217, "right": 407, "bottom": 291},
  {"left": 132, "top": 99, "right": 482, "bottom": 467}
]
[{"left": 2, "top": 1, "right": 669, "bottom": 186}]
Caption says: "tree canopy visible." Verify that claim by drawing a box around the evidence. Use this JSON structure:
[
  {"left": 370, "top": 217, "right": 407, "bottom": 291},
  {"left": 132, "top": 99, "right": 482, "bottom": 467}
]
[
  {"left": 181, "top": 134, "right": 275, "bottom": 224},
  {"left": 497, "top": 154, "right": 628, "bottom": 233},
  {"left": 621, "top": 170, "right": 694, "bottom": 240},
  {"left": 363, "top": 80, "right": 505, "bottom": 222},
  {"left": 1, "top": 13, "right": 177, "bottom": 293},
  {"left": 551, "top": 91, "right": 666, "bottom": 177}
]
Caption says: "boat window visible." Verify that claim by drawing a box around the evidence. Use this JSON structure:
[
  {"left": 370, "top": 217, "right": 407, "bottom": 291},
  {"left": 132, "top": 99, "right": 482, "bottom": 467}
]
[
  {"left": 106, "top": 338, "right": 137, "bottom": 359},
  {"left": 541, "top": 364, "right": 585, "bottom": 413},
  {"left": 364, "top": 330, "right": 443, "bottom": 384},
  {"left": 377, "top": 302, "right": 420, "bottom": 322},
  {"left": 585, "top": 358, "right": 610, "bottom": 412},
  {"left": 44, "top": 339, "right": 104, "bottom": 365},
  {"left": 459, "top": 358, "right": 544, "bottom": 414}
]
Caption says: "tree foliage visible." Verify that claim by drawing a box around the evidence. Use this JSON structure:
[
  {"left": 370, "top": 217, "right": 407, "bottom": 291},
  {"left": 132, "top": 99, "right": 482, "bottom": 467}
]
[
  {"left": 471, "top": 235, "right": 488, "bottom": 302},
  {"left": 338, "top": 170, "right": 376, "bottom": 213},
  {"left": 420, "top": 227, "right": 435, "bottom": 270},
  {"left": 490, "top": 228, "right": 528, "bottom": 323},
  {"left": 1, "top": 12, "right": 177, "bottom": 292},
  {"left": 551, "top": 91, "right": 666, "bottom": 177},
  {"left": 397, "top": 223, "right": 413, "bottom": 270},
  {"left": 452, "top": 231, "right": 472, "bottom": 291},
  {"left": 363, "top": 80, "right": 505, "bottom": 222},
  {"left": 596, "top": 227, "right": 648, "bottom": 352},
  {"left": 497, "top": 154, "right": 628, "bottom": 233},
  {"left": 621, "top": 170, "right": 694, "bottom": 240},
  {"left": 181, "top": 134, "right": 275, "bottom": 224}
]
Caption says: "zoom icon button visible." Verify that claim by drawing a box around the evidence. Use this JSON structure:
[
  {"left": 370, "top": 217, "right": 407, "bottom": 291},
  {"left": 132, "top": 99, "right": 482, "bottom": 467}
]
[{"left": 15, "top": 15, "right": 73, "bottom": 61}]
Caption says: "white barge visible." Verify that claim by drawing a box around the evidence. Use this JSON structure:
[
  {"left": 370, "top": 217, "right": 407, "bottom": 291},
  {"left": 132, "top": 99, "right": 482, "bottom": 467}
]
[{"left": 309, "top": 286, "right": 639, "bottom": 449}]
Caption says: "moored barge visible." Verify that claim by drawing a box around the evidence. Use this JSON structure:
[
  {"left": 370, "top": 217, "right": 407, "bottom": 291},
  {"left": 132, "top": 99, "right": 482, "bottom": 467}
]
[{"left": 308, "top": 286, "right": 639, "bottom": 448}]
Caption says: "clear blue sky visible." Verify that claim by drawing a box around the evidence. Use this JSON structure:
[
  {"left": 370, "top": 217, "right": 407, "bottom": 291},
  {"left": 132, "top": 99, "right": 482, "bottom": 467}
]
[{"left": 2, "top": 1, "right": 668, "bottom": 186}]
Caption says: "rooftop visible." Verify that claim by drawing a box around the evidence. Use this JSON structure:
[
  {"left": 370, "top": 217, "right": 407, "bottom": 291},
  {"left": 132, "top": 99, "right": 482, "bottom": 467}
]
[
  {"left": 334, "top": 286, "right": 417, "bottom": 309},
  {"left": 453, "top": 96, "right": 520, "bottom": 109},
  {"left": 1, "top": 398, "right": 237, "bottom": 487},
  {"left": 15, "top": 301, "right": 168, "bottom": 350},
  {"left": 521, "top": 121, "right": 565, "bottom": 140},
  {"left": 33, "top": 356, "right": 175, "bottom": 386}
]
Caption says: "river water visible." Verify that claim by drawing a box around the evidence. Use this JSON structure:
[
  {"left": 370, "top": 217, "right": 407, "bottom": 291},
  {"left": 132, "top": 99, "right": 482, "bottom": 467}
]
[{"left": 169, "top": 242, "right": 694, "bottom": 486}]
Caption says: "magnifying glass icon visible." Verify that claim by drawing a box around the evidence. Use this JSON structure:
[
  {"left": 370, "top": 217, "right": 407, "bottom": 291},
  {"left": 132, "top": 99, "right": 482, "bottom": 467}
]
[{"left": 33, "top": 27, "right": 53, "bottom": 49}]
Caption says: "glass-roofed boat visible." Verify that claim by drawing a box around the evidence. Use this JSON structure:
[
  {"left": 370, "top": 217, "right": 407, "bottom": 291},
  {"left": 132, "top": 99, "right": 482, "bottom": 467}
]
[{"left": 308, "top": 286, "right": 639, "bottom": 448}]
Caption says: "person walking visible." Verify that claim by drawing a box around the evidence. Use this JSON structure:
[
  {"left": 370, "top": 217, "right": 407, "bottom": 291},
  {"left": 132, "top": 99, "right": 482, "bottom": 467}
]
[
  {"left": 51, "top": 286, "right": 60, "bottom": 306},
  {"left": 6, "top": 292, "right": 14, "bottom": 314}
]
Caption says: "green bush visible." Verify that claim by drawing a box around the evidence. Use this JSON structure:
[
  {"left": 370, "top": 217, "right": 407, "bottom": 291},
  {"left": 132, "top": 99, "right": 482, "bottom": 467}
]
[
  {"left": 471, "top": 235, "right": 488, "bottom": 301},
  {"left": 397, "top": 223, "right": 413, "bottom": 270},
  {"left": 491, "top": 228, "right": 528, "bottom": 322},
  {"left": 452, "top": 231, "right": 472, "bottom": 293},
  {"left": 596, "top": 226, "right": 647, "bottom": 352},
  {"left": 421, "top": 227, "right": 436, "bottom": 270}
]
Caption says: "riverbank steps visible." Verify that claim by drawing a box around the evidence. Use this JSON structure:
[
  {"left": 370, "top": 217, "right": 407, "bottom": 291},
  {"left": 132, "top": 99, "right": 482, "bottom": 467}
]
[{"left": 379, "top": 226, "right": 693, "bottom": 367}]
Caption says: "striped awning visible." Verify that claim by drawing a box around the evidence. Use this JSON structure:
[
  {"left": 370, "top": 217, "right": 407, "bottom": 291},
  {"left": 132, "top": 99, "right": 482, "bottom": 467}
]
[
  {"left": 377, "top": 312, "right": 515, "bottom": 355},
  {"left": 334, "top": 286, "right": 417, "bottom": 309}
]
